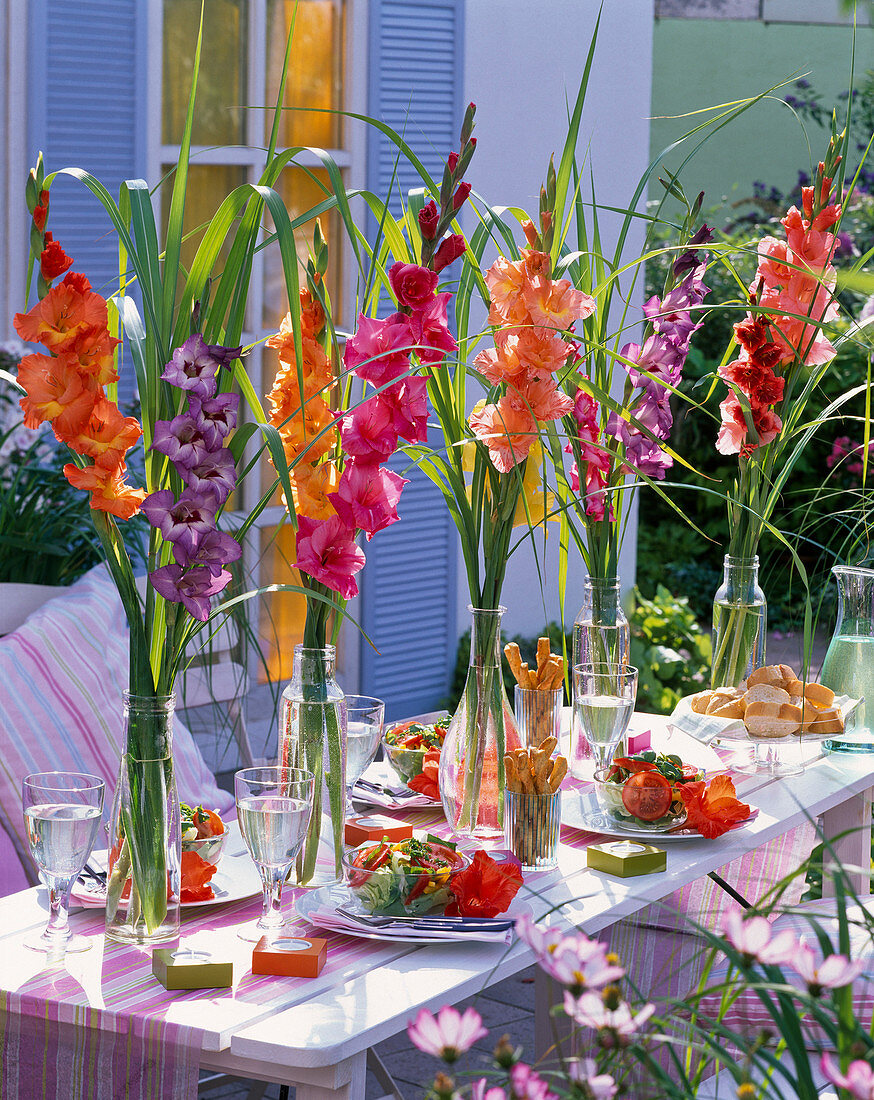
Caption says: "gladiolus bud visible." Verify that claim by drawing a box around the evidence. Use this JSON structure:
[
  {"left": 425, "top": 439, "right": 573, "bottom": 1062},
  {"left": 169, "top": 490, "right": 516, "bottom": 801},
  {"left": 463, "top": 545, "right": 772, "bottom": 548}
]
[
  {"left": 452, "top": 181, "right": 471, "bottom": 210},
  {"left": 447, "top": 151, "right": 459, "bottom": 173},
  {"left": 523, "top": 220, "right": 539, "bottom": 247},
  {"left": 418, "top": 200, "right": 439, "bottom": 240},
  {"left": 433, "top": 233, "right": 466, "bottom": 272}
]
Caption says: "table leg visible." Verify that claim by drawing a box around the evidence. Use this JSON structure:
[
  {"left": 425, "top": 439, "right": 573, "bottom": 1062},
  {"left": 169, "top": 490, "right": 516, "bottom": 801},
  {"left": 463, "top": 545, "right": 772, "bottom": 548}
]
[
  {"left": 821, "top": 785, "right": 873, "bottom": 897},
  {"left": 534, "top": 970, "right": 572, "bottom": 1066},
  {"left": 291, "top": 1053, "right": 366, "bottom": 1100}
]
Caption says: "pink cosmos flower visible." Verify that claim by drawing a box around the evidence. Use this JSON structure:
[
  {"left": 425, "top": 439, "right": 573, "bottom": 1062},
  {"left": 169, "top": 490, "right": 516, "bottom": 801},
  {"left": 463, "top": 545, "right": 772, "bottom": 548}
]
[
  {"left": 389, "top": 262, "right": 438, "bottom": 311},
  {"left": 516, "top": 915, "right": 624, "bottom": 993},
  {"left": 563, "top": 991, "right": 655, "bottom": 1042},
  {"left": 509, "top": 1062, "right": 558, "bottom": 1100},
  {"left": 791, "top": 944, "right": 866, "bottom": 994},
  {"left": 294, "top": 514, "right": 365, "bottom": 599},
  {"left": 408, "top": 292, "right": 458, "bottom": 366},
  {"left": 469, "top": 397, "right": 536, "bottom": 472},
  {"left": 407, "top": 1005, "right": 488, "bottom": 1063},
  {"left": 340, "top": 397, "right": 400, "bottom": 461},
  {"left": 722, "top": 911, "right": 798, "bottom": 967},
  {"left": 567, "top": 1059, "right": 618, "bottom": 1099},
  {"left": 821, "top": 1054, "right": 874, "bottom": 1099},
  {"left": 472, "top": 1082, "right": 507, "bottom": 1100},
  {"left": 328, "top": 461, "right": 408, "bottom": 539},
  {"left": 344, "top": 312, "right": 413, "bottom": 387}
]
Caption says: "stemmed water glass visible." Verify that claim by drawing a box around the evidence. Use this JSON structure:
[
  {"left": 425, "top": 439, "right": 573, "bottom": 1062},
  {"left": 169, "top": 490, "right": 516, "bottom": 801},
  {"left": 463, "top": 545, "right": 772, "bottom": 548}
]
[
  {"left": 344, "top": 695, "right": 385, "bottom": 813},
  {"left": 22, "top": 771, "right": 105, "bottom": 954},
  {"left": 234, "top": 766, "right": 314, "bottom": 943},
  {"left": 572, "top": 663, "right": 639, "bottom": 773}
]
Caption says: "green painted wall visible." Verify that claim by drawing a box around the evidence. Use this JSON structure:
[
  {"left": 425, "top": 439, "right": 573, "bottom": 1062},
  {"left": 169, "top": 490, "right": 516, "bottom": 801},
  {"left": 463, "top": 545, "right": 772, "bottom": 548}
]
[{"left": 650, "top": 18, "right": 874, "bottom": 218}]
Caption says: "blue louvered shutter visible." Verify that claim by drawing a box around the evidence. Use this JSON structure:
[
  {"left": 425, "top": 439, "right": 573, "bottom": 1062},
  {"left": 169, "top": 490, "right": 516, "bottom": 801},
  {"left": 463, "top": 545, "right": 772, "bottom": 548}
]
[
  {"left": 30, "top": 0, "right": 147, "bottom": 408},
  {"left": 360, "top": 0, "right": 464, "bottom": 720}
]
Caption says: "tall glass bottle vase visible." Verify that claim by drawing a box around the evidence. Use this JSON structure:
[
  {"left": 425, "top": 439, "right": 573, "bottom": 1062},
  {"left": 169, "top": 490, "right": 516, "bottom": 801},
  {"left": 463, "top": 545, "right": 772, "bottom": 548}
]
[
  {"left": 105, "top": 692, "right": 181, "bottom": 945},
  {"left": 711, "top": 555, "right": 767, "bottom": 689},
  {"left": 572, "top": 578, "right": 630, "bottom": 670},
  {"left": 439, "top": 606, "right": 521, "bottom": 839},
  {"left": 279, "top": 645, "right": 346, "bottom": 887},
  {"left": 820, "top": 565, "right": 874, "bottom": 749}
]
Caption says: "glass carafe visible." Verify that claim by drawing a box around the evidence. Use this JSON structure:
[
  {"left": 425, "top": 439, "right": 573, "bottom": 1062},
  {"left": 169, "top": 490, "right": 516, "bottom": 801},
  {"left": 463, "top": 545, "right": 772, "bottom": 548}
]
[
  {"left": 819, "top": 565, "right": 874, "bottom": 749},
  {"left": 572, "top": 578, "right": 630, "bottom": 670}
]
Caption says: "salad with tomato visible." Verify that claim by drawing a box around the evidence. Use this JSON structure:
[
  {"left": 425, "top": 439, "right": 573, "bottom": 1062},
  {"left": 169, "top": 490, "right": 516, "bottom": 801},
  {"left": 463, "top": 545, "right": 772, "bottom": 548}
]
[
  {"left": 382, "top": 715, "right": 450, "bottom": 786},
  {"left": 180, "top": 803, "right": 227, "bottom": 870},
  {"left": 595, "top": 752, "right": 705, "bottom": 831},
  {"left": 344, "top": 835, "right": 468, "bottom": 916}
]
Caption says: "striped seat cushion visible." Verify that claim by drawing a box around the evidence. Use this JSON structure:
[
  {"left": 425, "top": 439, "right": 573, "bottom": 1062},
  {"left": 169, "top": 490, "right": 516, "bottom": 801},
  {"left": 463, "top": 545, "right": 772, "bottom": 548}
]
[{"left": 0, "top": 564, "right": 234, "bottom": 892}]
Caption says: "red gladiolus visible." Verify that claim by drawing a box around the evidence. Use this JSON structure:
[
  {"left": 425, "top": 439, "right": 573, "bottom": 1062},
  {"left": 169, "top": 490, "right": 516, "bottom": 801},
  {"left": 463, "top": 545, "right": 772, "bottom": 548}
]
[
  {"left": 677, "top": 775, "right": 752, "bottom": 839},
  {"left": 406, "top": 749, "right": 440, "bottom": 801},
  {"left": 452, "top": 181, "right": 471, "bottom": 210},
  {"left": 40, "top": 233, "right": 74, "bottom": 281},
  {"left": 418, "top": 200, "right": 439, "bottom": 240},
  {"left": 33, "top": 191, "right": 49, "bottom": 232},
  {"left": 433, "top": 233, "right": 467, "bottom": 273},
  {"left": 447, "top": 151, "right": 459, "bottom": 173},
  {"left": 444, "top": 849, "right": 523, "bottom": 918}
]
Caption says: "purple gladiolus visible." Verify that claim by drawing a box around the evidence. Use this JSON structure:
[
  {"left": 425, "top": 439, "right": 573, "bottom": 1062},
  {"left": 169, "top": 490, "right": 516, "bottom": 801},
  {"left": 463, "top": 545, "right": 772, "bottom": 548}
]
[
  {"left": 189, "top": 392, "right": 239, "bottom": 450},
  {"left": 151, "top": 412, "right": 210, "bottom": 472},
  {"left": 150, "top": 563, "right": 232, "bottom": 621},
  {"left": 185, "top": 448, "right": 237, "bottom": 507},
  {"left": 141, "top": 488, "right": 216, "bottom": 553},
  {"left": 161, "top": 335, "right": 242, "bottom": 399},
  {"left": 174, "top": 528, "right": 242, "bottom": 575}
]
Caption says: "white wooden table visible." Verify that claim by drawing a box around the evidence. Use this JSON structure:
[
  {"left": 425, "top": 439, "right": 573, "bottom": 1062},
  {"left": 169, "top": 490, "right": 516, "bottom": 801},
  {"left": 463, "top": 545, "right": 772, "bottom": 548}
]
[{"left": 1, "top": 718, "right": 872, "bottom": 1099}]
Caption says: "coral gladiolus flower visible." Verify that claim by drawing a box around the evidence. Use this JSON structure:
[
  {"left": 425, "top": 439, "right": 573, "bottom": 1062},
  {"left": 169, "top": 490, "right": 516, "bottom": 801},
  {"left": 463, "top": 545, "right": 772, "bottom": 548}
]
[
  {"left": 16, "top": 352, "right": 99, "bottom": 435},
  {"left": 291, "top": 461, "right": 340, "bottom": 522},
  {"left": 56, "top": 323, "right": 121, "bottom": 387},
  {"left": 406, "top": 748, "right": 440, "bottom": 800},
  {"left": 445, "top": 849, "right": 522, "bottom": 918},
  {"left": 677, "top": 774, "right": 752, "bottom": 838},
  {"left": 508, "top": 374, "right": 575, "bottom": 422},
  {"left": 39, "top": 233, "right": 74, "bottom": 281},
  {"left": 469, "top": 397, "right": 536, "bottom": 472},
  {"left": 63, "top": 461, "right": 146, "bottom": 519},
  {"left": 69, "top": 396, "right": 143, "bottom": 469},
  {"left": 14, "top": 271, "right": 108, "bottom": 351},
  {"left": 295, "top": 514, "right": 365, "bottom": 599}
]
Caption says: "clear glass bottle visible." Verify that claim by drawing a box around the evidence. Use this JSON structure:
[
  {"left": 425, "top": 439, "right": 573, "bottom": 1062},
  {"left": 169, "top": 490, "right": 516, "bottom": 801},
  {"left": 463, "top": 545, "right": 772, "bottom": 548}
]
[
  {"left": 439, "top": 606, "right": 521, "bottom": 839},
  {"left": 105, "top": 692, "right": 181, "bottom": 945},
  {"left": 279, "top": 645, "right": 347, "bottom": 887},
  {"left": 711, "top": 555, "right": 767, "bottom": 689},
  {"left": 819, "top": 565, "right": 874, "bottom": 749},
  {"left": 572, "top": 578, "right": 630, "bottom": 671}
]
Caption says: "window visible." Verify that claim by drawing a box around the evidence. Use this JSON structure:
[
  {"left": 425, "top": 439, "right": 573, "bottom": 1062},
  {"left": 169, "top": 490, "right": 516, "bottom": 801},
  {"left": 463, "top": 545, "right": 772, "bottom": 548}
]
[{"left": 160, "top": 0, "right": 351, "bottom": 682}]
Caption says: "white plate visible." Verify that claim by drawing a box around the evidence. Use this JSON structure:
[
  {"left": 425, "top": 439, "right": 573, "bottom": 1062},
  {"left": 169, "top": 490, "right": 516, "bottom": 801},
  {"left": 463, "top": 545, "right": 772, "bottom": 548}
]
[
  {"left": 353, "top": 761, "right": 442, "bottom": 810},
  {"left": 563, "top": 792, "right": 757, "bottom": 842},
  {"left": 70, "top": 848, "right": 262, "bottom": 910},
  {"left": 297, "top": 885, "right": 529, "bottom": 943},
  {"left": 559, "top": 720, "right": 724, "bottom": 781}
]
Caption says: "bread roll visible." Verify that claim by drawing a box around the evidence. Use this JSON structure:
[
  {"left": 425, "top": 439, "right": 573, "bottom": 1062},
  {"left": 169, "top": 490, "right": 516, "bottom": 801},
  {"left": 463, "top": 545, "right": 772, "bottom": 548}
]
[
  {"left": 710, "top": 697, "right": 747, "bottom": 719},
  {"left": 804, "top": 705, "right": 844, "bottom": 734},
  {"left": 744, "top": 684, "right": 791, "bottom": 706},
  {"left": 804, "top": 682, "right": 835, "bottom": 709},
  {"left": 778, "top": 664, "right": 798, "bottom": 685},
  {"left": 689, "top": 691, "right": 714, "bottom": 715},
  {"left": 744, "top": 700, "right": 802, "bottom": 738},
  {"left": 705, "top": 690, "right": 738, "bottom": 716},
  {"left": 746, "top": 665, "right": 785, "bottom": 690}
]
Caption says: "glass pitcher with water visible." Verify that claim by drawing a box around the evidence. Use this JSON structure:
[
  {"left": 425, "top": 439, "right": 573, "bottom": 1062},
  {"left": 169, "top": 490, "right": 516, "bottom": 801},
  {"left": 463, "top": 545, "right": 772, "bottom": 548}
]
[{"left": 819, "top": 565, "right": 874, "bottom": 750}]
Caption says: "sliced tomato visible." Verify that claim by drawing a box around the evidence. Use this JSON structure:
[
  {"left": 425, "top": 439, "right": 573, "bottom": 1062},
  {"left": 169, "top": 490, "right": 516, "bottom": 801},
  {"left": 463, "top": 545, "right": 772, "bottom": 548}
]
[
  {"left": 621, "top": 771, "right": 673, "bottom": 821},
  {"left": 680, "top": 764, "right": 703, "bottom": 783}
]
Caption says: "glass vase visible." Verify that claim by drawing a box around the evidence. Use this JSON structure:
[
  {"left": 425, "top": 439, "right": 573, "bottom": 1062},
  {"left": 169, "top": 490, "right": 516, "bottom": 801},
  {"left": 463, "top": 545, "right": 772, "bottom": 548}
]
[
  {"left": 819, "top": 565, "right": 874, "bottom": 750},
  {"left": 711, "top": 554, "right": 767, "bottom": 689},
  {"left": 439, "top": 606, "right": 521, "bottom": 839},
  {"left": 279, "top": 645, "right": 346, "bottom": 887},
  {"left": 572, "top": 578, "right": 630, "bottom": 670},
  {"left": 105, "top": 692, "right": 181, "bottom": 945}
]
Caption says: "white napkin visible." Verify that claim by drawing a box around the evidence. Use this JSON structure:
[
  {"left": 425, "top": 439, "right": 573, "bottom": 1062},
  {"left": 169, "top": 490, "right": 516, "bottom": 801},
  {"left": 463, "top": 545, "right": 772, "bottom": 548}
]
[{"left": 305, "top": 903, "right": 515, "bottom": 943}]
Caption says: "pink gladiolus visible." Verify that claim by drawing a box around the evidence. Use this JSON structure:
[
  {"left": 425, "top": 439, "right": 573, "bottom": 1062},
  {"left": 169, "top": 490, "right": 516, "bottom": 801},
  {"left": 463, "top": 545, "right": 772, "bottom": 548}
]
[
  {"left": 294, "top": 515, "right": 365, "bottom": 599},
  {"left": 329, "top": 461, "right": 408, "bottom": 539},
  {"left": 340, "top": 397, "right": 400, "bottom": 461},
  {"left": 389, "top": 262, "right": 438, "bottom": 312},
  {"left": 407, "top": 1005, "right": 488, "bottom": 1063},
  {"left": 469, "top": 397, "right": 536, "bottom": 472},
  {"left": 408, "top": 292, "right": 458, "bottom": 366},
  {"left": 382, "top": 376, "right": 429, "bottom": 444},
  {"left": 344, "top": 312, "right": 413, "bottom": 387},
  {"left": 821, "top": 1054, "right": 874, "bottom": 1099},
  {"left": 791, "top": 944, "right": 865, "bottom": 994},
  {"left": 722, "top": 911, "right": 798, "bottom": 967}
]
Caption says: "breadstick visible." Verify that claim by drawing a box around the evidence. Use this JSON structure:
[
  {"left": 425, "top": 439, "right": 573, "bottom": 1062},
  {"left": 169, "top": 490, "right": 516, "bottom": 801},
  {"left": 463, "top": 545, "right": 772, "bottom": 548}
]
[
  {"left": 504, "top": 753, "right": 520, "bottom": 794},
  {"left": 504, "top": 643, "right": 524, "bottom": 686},
  {"left": 547, "top": 756, "right": 568, "bottom": 792},
  {"left": 519, "top": 662, "right": 532, "bottom": 689},
  {"left": 536, "top": 637, "right": 551, "bottom": 682},
  {"left": 538, "top": 735, "right": 557, "bottom": 756}
]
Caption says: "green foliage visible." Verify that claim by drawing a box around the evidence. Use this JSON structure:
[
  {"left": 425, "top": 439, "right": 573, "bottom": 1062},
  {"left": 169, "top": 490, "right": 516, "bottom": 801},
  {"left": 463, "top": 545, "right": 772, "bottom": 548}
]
[{"left": 629, "top": 585, "right": 711, "bottom": 715}]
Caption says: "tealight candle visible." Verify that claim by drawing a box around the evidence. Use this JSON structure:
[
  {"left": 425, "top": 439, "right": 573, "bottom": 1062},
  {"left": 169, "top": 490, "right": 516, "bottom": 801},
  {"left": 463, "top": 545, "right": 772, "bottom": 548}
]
[
  {"left": 586, "top": 840, "right": 666, "bottom": 878},
  {"left": 152, "top": 947, "right": 233, "bottom": 990},
  {"left": 252, "top": 935, "right": 328, "bottom": 977},
  {"left": 344, "top": 816, "right": 414, "bottom": 846}
]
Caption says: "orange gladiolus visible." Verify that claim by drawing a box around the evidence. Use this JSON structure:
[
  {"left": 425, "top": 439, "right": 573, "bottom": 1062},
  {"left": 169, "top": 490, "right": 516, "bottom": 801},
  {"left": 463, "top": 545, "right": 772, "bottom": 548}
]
[
  {"left": 14, "top": 272, "right": 108, "bottom": 352},
  {"left": 291, "top": 461, "right": 339, "bottom": 521},
  {"left": 68, "top": 396, "right": 143, "bottom": 469},
  {"left": 63, "top": 461, "right": 146, "bottom": 520},
  {"left": 56, "top": 324, "right": 121, "bottom": 388},
  {"left": 16, "top": 352, "right": 99, "bottom": 436}
]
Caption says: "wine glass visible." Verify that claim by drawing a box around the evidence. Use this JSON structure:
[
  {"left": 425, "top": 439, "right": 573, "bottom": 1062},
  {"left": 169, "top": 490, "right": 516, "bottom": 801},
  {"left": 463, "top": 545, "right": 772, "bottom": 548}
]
[
  {"left": 344, "top": 695, "right": 385, "bottom": 813},
  {"left": 572, "top": 663, "right": 639, "bottom": 773},
  {"left": 234, "top": 766, "right": 314, "bottom": 943},
  {"left": 22, "top": 771, "right": 105, "bottom": 954}
]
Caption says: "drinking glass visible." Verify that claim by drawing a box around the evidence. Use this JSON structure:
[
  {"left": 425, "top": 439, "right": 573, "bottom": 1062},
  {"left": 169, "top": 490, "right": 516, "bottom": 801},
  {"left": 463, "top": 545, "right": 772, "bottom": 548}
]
[
  {"left": 572, "top": 663, "right": 638, "bottom": 772},
  {"left": 344, "top": 695, "right": 385, "bottom": 812},
  {"left": 234, "top": 766, "right": 314, "bottom": 943},
  {"left": 22, "top": 771, "right": 105, "bottom": 954}
]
